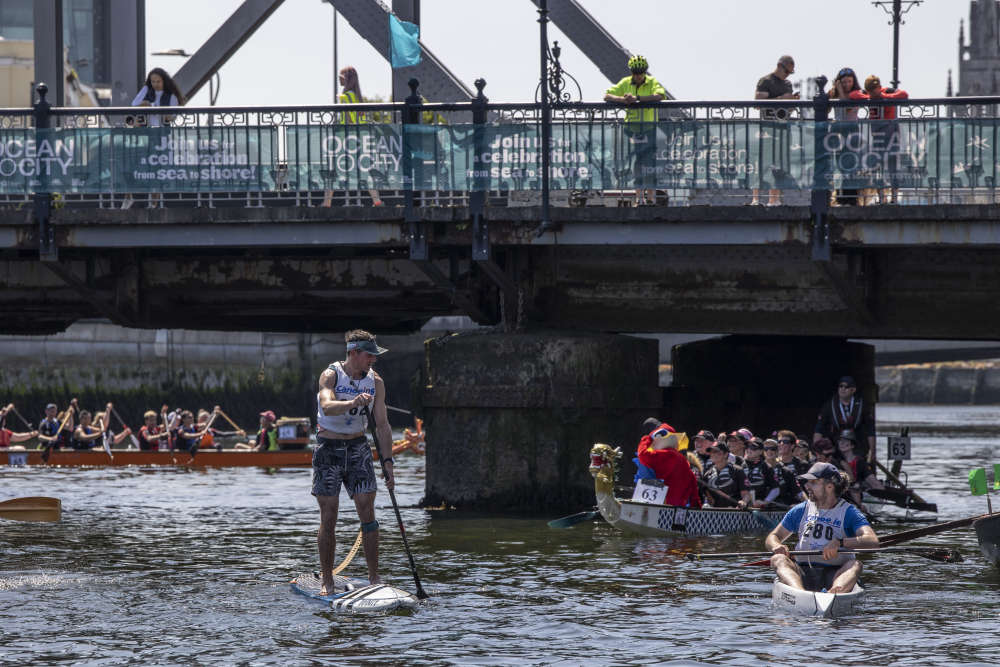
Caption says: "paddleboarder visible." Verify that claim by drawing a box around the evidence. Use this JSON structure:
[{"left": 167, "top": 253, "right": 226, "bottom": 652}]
[
  {"left": 314, "top": 330, "right": 395, "bottom": 595},
  {"left": 765, "top": 462, "right": 879, "bottom": 594}
]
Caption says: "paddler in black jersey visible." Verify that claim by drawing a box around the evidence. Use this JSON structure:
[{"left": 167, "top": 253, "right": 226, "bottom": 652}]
[
  {"left": 813, "top": 375, "right": 876, "bottom": 465},
  {"left": 314, "top": 330, "right": 395, "bottom": 596},
  {"left": 702, "top": 441, "right": 752, "bottom": 508}
]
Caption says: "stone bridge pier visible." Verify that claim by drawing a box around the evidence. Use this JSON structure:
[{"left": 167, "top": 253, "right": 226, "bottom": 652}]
[{"left": 418, "top": 330, "right": 661, "bottom": 513}]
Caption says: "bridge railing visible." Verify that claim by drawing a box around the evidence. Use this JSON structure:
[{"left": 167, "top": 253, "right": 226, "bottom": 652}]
[{"left": 4, "top": 81, "right": 1000, "bottom": 209}]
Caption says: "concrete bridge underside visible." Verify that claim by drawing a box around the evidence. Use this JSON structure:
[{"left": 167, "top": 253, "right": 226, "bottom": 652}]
[{"left": 2, "top": 204, "right": 999, "bottom": 339}]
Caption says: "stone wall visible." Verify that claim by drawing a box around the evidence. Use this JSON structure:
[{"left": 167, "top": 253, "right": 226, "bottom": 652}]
[{"left": 877, "top": 361, "right": 1000, "bottom": 404}]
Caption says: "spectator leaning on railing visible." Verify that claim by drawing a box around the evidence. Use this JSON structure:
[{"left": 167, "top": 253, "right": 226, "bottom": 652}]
[
  {"left": 851, "top": 75, "right": 909, "bottom": 205},
  {"left": 752, "top": 55, "right": 800, "bottom": 206},
  {"left": 604, "top": 55, "right": 666, "bottom": 206}
]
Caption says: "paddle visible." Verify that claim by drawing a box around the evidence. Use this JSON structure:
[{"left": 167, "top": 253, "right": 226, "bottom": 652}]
[
  {"left": 878, "top": 512, "right": 992, "bottom": 547},
  {"left": 685, "top": 546, "right": 963, "bottom": 564},
  {"left": 548, "top": 509, "right": 600, "bottom": 528},
  {"left": 864, "top": 487, "right": 937, "bottom": 513},
  {"left": 697, "top": 480, "right": 747, "bottom": 509},
  {"left": 216, "top": 408, "right": 247, "bottom": 438},
  {"left": 0, "top": 497, "right": 61, "bottom": 523},
  {"left": 111, "top": 406, "right": 140, "bottom": 450},
  {"left": 7, "top": 404, "right": 33, "bottom": 430},
  {"left": 364, "top": 405, "right": 428, "bottom": 600}
]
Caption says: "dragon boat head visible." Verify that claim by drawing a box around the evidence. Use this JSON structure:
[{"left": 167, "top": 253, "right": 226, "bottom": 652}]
[{"left": 589, "top": 443, "right": 622, "bottom": 494}]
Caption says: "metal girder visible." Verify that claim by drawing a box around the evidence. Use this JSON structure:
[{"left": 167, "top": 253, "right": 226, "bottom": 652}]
[
  {"left": 816, "top": 260, "right": 875, "bottom": 327},
  {"left": 324, "top": 0, "right": 474, "bottom": 102},
  {"left": 173, "top": 0, "right": 286, "bottom": 102},
  {"left": 32, "top": 0, "right": 64, "bottom": 106},
  {"left": 529, "top": 0, "right": 675, "bottom": 99},
  {"left": 108, "top": 0, "right": 145, "bottom": 106}
]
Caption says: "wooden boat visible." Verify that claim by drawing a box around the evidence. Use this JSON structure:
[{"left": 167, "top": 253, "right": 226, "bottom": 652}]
[
  {"left": 589, "top": 443, "right": 784, "bottom": 537},
  {"left": 973, "top": 513, "right": 1000, "bottom": 568},
  {"left": 2, "top": 448, "right": 312, "bottom": 468},
  {"left": 772, "top": 579, "right": 864, "bottom": 618}
]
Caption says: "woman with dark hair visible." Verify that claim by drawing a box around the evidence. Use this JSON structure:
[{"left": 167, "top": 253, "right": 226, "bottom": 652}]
[
  {"left": 828, "top": 67, "right": 863, "bottom": 206},
  {"left": 323, "top": 66, "right": 382, "bottom": 208},
  {"left": 130, "top": 68, "right": 184, "bottom": 126},
  {"left": 123, "top": 68, "right": 185, "bottom": 209}
]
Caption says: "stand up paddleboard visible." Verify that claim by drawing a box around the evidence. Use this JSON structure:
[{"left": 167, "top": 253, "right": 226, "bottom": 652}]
[{"left": 290, "top": 572, "right": 419, "bottom": 613}]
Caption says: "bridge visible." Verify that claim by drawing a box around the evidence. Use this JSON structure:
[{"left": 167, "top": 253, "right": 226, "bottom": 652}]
[{"left": 2, "top": 87, "right": 1000, "bottom": 341}]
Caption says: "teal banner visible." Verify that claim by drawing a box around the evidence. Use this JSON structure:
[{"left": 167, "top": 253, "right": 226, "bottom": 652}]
[{"left": 1, "top": 119, "right": 997, "bottom": 195}]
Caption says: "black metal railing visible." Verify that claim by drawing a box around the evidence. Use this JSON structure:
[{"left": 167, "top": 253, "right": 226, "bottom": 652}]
[{"left": 4, "top": 81, "right": 1000, "bottom": 213}]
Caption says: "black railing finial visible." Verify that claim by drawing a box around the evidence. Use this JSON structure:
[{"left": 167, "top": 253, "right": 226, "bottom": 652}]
[
  {"left": 407, "top": 78, "right": 420, "bottom": 104},
  {"left": 474, "top": 78, "right": 487, "bottom": 102},
  {"left": 35, "top": 82, "right": 49, "bottom": 105}
]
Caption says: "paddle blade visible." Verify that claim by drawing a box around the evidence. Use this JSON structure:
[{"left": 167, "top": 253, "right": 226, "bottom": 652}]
[
  {"left": 740, "top": 558, "right": 772, "bottom": 567},
  {"left": 547, "top": 511, "right": 598, "bottom": 529},
  {"left": 0, "top": 496, "right": 61, "bottom": 522},
  {"left": 994, "top": 464, "right": 1000, "bottom": 491}
]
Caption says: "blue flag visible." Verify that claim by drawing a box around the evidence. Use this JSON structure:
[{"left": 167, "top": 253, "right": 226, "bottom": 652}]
[{"left": 389, "top": 15, "right": 421, "bottom": 68}]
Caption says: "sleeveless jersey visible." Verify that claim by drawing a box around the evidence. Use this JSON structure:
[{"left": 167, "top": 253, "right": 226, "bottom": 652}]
[
  {"left": 787, "top": 499, "right": 867, "bottom": 567},
  {"left": 316, "top": 361, "right": 376, "bottom": 434}
]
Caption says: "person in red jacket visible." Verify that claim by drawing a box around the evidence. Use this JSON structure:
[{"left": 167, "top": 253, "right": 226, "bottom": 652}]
[
  {"left": 636, "top": 422, "right": 702, "bottom": 507},
  {"left": 849, "top": 75, "right": 909, "bottom": 204}
]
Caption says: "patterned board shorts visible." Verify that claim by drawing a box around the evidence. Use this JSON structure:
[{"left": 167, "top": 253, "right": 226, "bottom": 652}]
[{"left": 311, "top": 436, "right": 377, "bottom": 499}]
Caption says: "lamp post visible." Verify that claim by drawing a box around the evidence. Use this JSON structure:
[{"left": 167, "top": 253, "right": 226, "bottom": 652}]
[
  {"left": 152, "top": 48, "right": 220, "bottom": 105},
  {"left": 872, "top": 0, "right": 922, "bottom": 89},
  {"left": 537, "top": 0, "right": 553, "bottom": 234}
]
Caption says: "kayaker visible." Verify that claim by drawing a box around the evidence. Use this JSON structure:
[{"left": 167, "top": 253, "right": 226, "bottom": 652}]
[
  {"left": 765, "top": 461, "right": 879, "bottom": 594},
  {"left": 813, "top": 376, "right": 876, "bottom": 464},
  {"left": 635, "top": 423, "right": 701, "bottom": 507},
  {"left": 314, "top": 330, "right": 395, "bottom": 595},
  {"left": 836, "top": 429, "right": 883, "bottom": 507},
  {"left": 0, "top": 404, "right": 38, "bottom": 447},
  {"left": 764, "top": 438, "right": 803, "bottom": 506},
  {"left": 776, "top": 430, "right": 810, "bottom": 476},
  {"left": 139, "top": 410, "right": 169, "bottom": 451},
  {"left": 173, "top": 410, "right": 214, "bottom": 454},
  {"left": 744, "top": 438, "right": 780, "bottom": 508},
  {"left": 702, "top": 441, "right": 752, "bottom": 508},
  {"left": 72, "top": 408, "right": 108, "bottom": 450},
  {"left": 37, "top": 402, "right": 73, "bottom": 450}
]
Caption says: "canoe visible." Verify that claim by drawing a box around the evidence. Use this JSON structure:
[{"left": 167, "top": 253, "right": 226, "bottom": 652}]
[
  {"left": 973, "top": 513, "right": 1000, "bottom": 568},
  {"left": 589, "top": 443, "right": 784, "bottom": 537},
  {"left": 2, "top": 448, "right": 312, "bottom": 468},
  {"left": 772, "top": 579, "right": 864, "bottom": 618},
  {"left": 290, "top": 572, "right": 418, "bottom": 613}
]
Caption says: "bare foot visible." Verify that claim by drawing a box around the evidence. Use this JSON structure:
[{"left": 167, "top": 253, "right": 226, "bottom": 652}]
[{"left": 368, "top": 574, "right": 382, "bottom": 586}]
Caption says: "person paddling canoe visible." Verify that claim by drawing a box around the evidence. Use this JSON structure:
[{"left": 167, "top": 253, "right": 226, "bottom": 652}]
[
  {"left": 0, "top": 404, "right": 38, "bottom": 447},
  {"left": 314, "top": 330, "right": 395, "bottom": 595},
  {"left": 765, "top": 462, "right": 879, "bottom": 594}
]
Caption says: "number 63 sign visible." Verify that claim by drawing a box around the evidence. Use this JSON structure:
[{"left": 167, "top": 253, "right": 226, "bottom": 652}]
[
  {"left": 631, "top": 478, "right": 669, "bottom": 505},
  {"left": 887, "top": 435, "right": 911, "bottom": 461}
]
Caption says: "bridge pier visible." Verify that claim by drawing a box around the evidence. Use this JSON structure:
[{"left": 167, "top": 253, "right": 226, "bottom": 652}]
[
  {"left": 664, "top": 335, "right": 876, "bottom": 444},
  {"left": 419, "top": 330, "right": 661, "bottom": 512}
]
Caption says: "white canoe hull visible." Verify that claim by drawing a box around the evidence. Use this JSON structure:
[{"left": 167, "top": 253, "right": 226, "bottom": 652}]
[
  {"left": 597, "top": 493, "right": 784, "bottom": 537},
  {"left": 291, "top": 573, "right": 419, "bottom": 613},
  {"left": 772, "top": 579, "right": 864, "bottom": 618}
]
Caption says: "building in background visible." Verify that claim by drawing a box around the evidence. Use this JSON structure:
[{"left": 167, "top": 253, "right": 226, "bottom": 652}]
[
  {"left": 958, "top": 0, "right": 1000, "bottom": 96},
  {"left": 0, "top": 0, "right": 143, "bottom": 107}
]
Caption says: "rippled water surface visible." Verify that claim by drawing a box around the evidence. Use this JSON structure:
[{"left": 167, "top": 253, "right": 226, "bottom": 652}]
[{"left": 3, "top": 407, "right": 1000, "bottom": 665}]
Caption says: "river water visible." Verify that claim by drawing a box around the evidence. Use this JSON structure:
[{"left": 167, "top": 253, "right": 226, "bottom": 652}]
[{"left": 2, "top": 405, "right": 999, "bottom": 666}]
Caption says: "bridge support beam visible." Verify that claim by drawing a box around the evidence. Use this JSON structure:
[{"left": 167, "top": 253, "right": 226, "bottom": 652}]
[
  {"left": 419, "top": 330, "right": 661, "bottom": 512},
  {"left": 664, "top": 335, "right": 876, "bottom": 445}
]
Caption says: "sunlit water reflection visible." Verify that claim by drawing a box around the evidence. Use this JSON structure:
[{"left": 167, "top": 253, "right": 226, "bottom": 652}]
[{"left": 2, "top": 407, "right": 1000, "bottom": 665}]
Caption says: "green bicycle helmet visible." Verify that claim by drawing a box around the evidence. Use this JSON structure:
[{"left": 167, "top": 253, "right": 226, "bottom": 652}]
[{"left": 628, "top": 54, "right": 648, "bottom": 74}]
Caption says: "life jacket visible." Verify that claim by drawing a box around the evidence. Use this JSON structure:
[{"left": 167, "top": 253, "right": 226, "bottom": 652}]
[
  {"left": 0, "top": 428, "right": 11, "bottom": 448},
  {"left": 258, "top": 426, "right": 278, "bottom": 451}
]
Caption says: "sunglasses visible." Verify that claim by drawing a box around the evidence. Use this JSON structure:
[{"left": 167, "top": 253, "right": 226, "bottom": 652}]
[
  {"left": 837, "top": 69, "right": 854, "bottom": 78},
  {"left": 764, "top": 446, "right": 778, "bottom": 451},
  {"left": 778, "top": 439, "right": 794, "bottom": 445},
  {"left": 838, "top": 383, "right": 853, "bottom": 388},
  {"left": 650, "top": 428, "right": 670, "bottom": 439}
]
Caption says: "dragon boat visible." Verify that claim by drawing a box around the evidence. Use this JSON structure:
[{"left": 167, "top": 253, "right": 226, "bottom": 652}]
[{"left": 589, "top": 443, "right": 784, "bottom": 537}]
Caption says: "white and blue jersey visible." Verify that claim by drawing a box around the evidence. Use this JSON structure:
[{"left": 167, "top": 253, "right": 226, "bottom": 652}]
[
  {"left": 316, "top": 361, "right": 375, "bottom": 434},
  {"left": 780, "top": 499, "right": 869, "bottom": 567}
]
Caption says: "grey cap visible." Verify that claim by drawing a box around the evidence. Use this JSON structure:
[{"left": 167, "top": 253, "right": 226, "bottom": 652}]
[
  {"left": 798, "top": 462, "right": 841, "bottom": 482},
  {"left": 46, "top": 403, "right": 57, "bottom": 410},
  {"left": 347, "top": 339, "right": 389, "bottom": 355}
]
